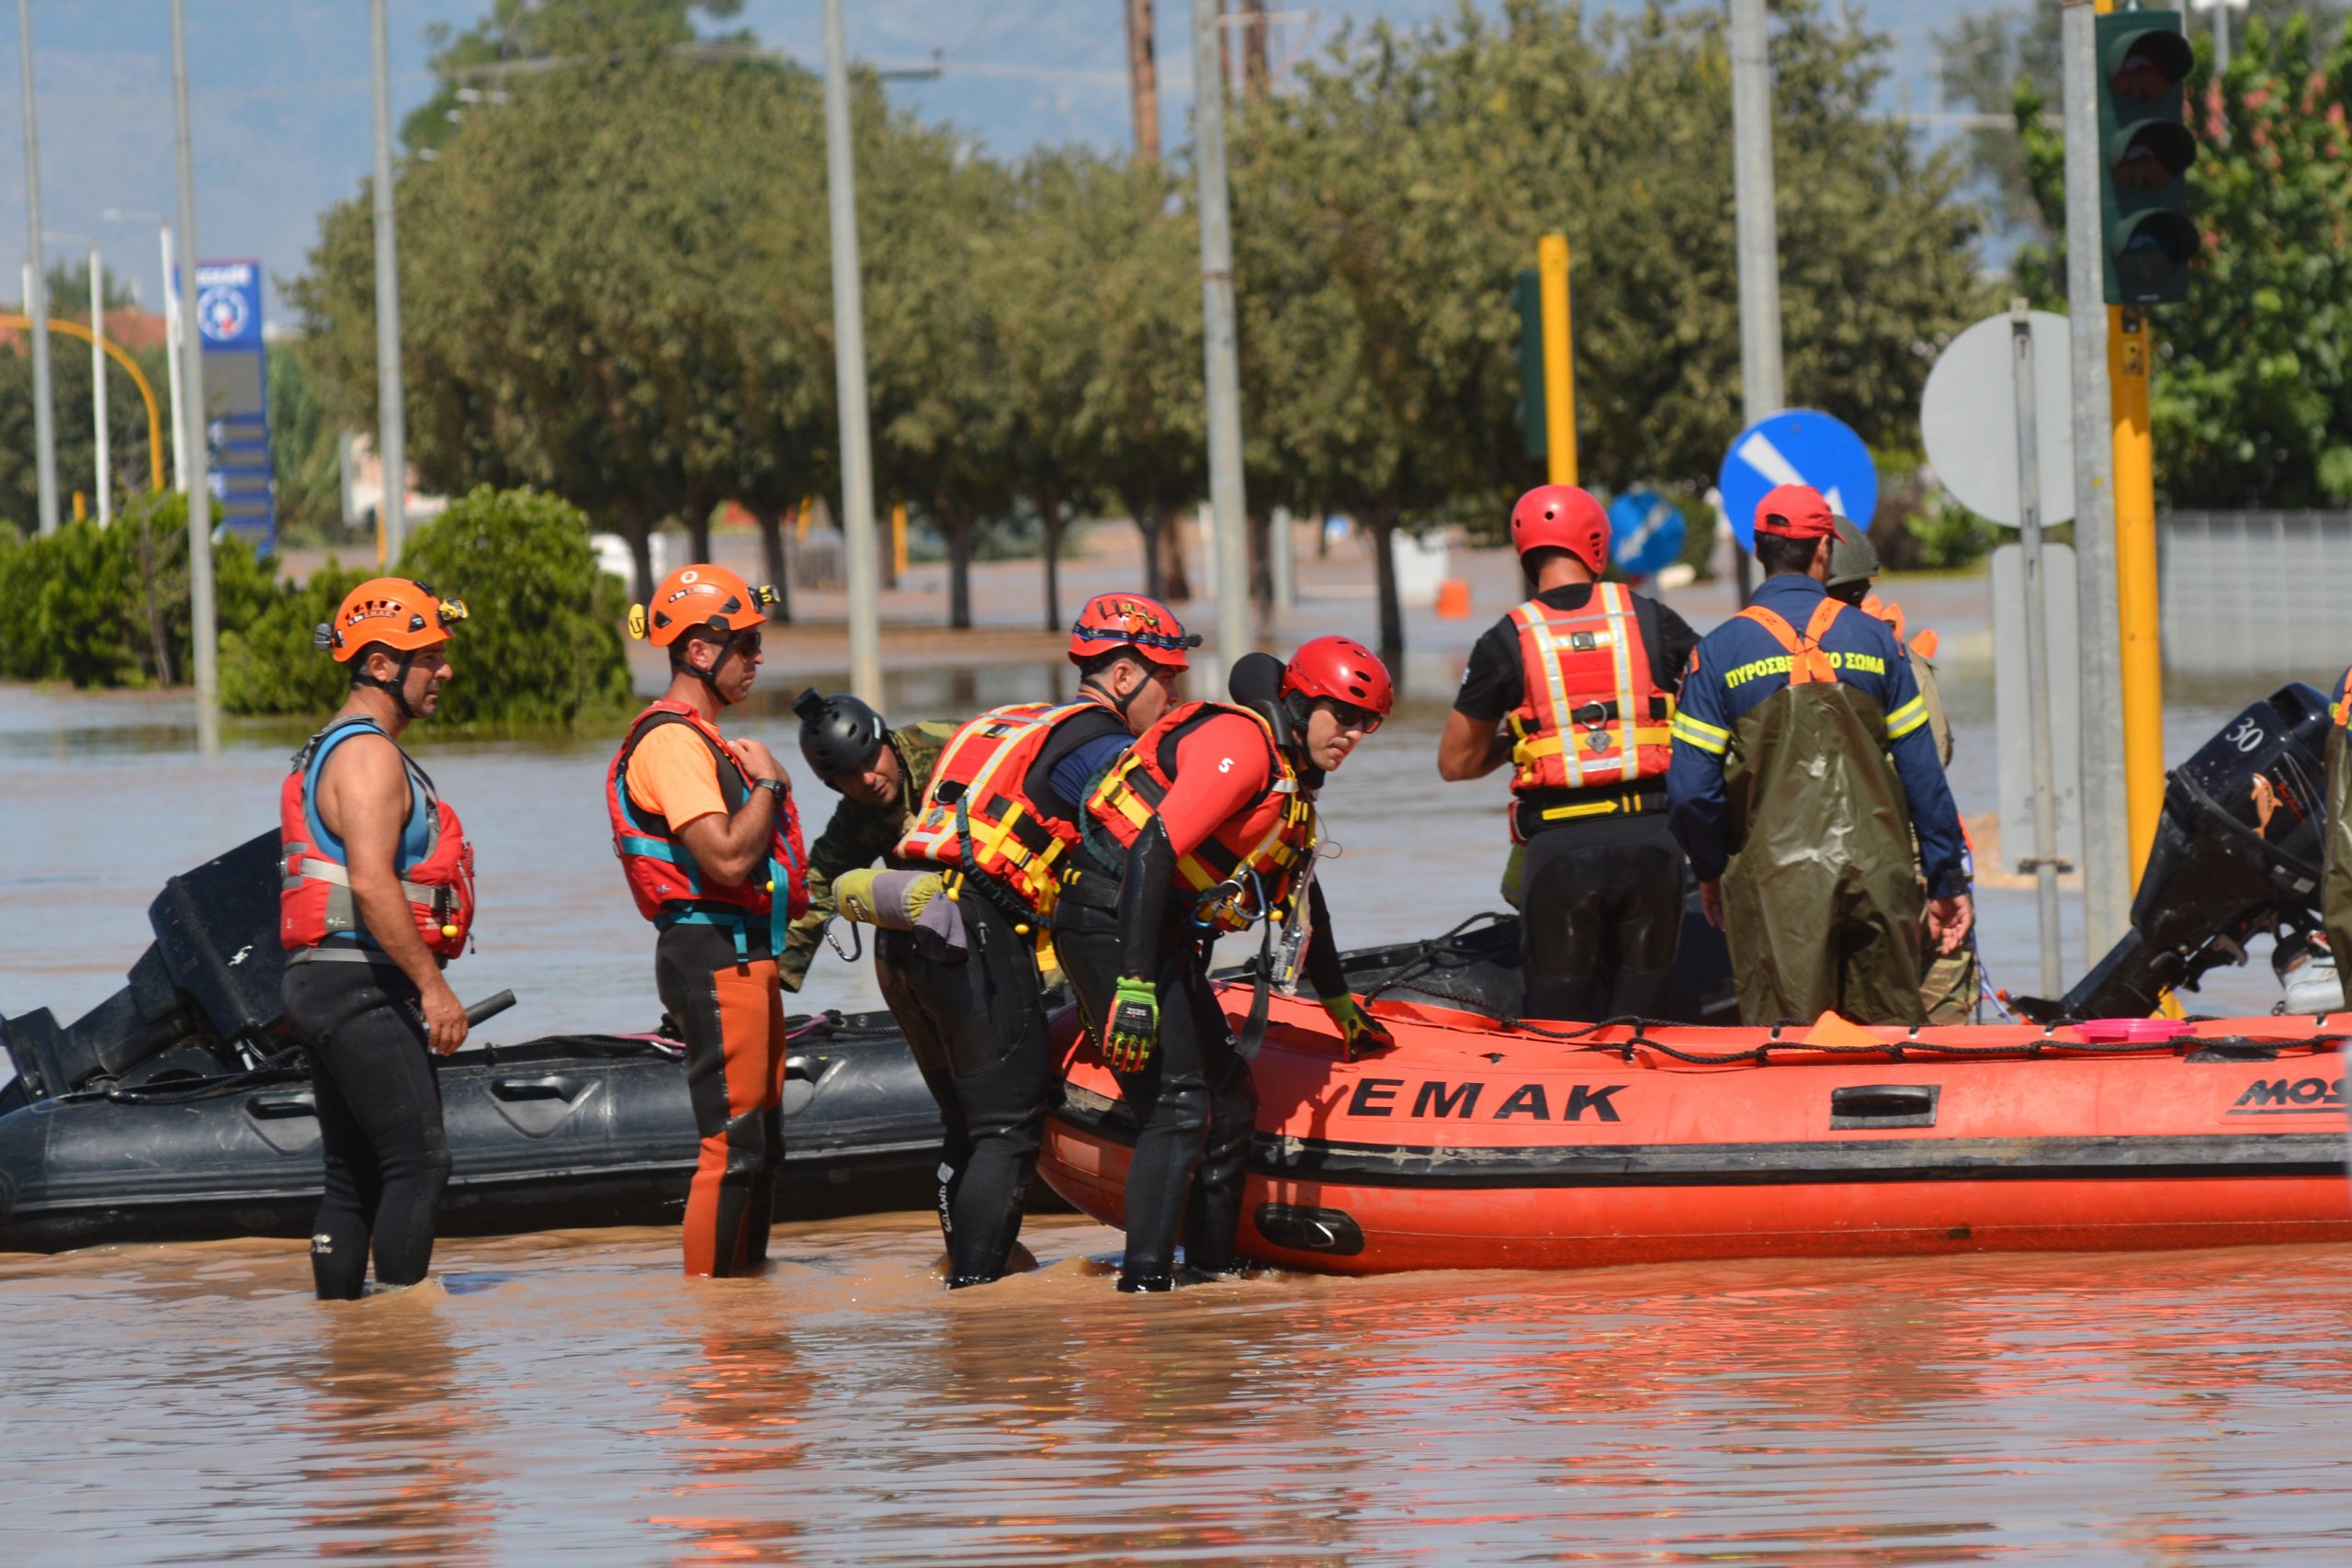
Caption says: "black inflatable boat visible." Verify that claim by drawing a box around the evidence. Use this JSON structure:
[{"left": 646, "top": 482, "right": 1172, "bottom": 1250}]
[{"left": 0, "top": 831, "right": 944, "bottom": 1252}]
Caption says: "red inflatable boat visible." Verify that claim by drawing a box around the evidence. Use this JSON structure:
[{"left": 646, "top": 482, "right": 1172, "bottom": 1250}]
[{"left": 1037, "top": 987, "right": 2352, "bottom": 1273}]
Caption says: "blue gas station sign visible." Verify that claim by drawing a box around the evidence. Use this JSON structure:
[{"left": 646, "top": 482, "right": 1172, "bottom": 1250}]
[{"left": 184, "top": 259, "right": 274, "bottom": 549}]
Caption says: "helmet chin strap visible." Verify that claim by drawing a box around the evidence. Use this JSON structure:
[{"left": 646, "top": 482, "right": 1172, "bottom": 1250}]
[
  {"left": 353, "top": 651, "right": 423, "bottom": 718},
  {"left": 688, "top": 631, "right": 748, "bottom": 704}
]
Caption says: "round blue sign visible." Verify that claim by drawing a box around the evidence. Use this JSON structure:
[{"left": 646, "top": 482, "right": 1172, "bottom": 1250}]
[
  {"left": 1607, "top": 489, "right": 1686, "bottom": 580},
  {"left": 1716, "top": 409, "right": 1880, "bottom": 549}
]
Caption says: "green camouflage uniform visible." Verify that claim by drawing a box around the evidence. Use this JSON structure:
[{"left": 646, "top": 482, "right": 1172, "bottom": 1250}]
[{"left": 779, "top": 720, "right": 959, "bottom": 991}]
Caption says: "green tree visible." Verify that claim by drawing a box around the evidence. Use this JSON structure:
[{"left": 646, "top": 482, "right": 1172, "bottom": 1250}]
[
  {"left": 220, "top": 486, "right": 630, "bottom": 723},
  {"left": 0, "top": 337, "right": 170, "bottom": 534},
  {"left": 1232, "top": 0, "right": 1983, "bottom": 657}
]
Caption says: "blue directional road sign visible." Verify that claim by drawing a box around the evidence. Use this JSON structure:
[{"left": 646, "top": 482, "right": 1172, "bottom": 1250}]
[
  {"left": 176, "top": 257, "right": 276, "bottom": 549},
  {"left": 1716, "top": 409, "right": 1878, "bottom": 550},
  {"left": 1607, "top": 489, "right": 1685, "bottom": 580}
]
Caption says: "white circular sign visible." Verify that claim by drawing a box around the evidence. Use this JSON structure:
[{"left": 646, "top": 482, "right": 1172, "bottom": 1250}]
[{"left": 1919, "top": 310, "right": 2076, "bottom": 528}]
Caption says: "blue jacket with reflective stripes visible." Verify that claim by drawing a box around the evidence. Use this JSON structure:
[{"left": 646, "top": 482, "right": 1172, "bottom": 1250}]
[{"left": 1667, "top": 574, "right": 1968, "bottom": 897}]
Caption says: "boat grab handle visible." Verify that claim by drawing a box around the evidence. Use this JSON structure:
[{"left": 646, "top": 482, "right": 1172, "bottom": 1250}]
[
  {"left": 1829, "top": 1084, "right": 1939, "bottom": 1129},
  {"left": 244, "top": 1092, "right": 316, "bottom": 1120},
  {"left": 491, "top": 1075, "right": 586, "bottom": 1103}
]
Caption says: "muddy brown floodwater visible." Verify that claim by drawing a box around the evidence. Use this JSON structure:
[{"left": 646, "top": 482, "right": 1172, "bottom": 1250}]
[{"left": 6, "top": 579, "right": 2350, "bottom": 1562}]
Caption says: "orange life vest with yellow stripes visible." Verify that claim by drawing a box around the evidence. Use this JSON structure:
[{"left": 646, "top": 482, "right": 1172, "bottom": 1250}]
[
  {"left": 894, "top": 696, "right": 1121, "bottom": 917},
  {"left": 1506, "top": 585, "right": 1676, "bottom": 794},
  {"left": 1085, "top": 701, "right": 1317, "bottom": 933}
]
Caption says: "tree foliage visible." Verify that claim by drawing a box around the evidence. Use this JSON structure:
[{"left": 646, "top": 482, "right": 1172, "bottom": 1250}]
[{"left": 286, "top": 0, "right": 1988, "bottom": 659}]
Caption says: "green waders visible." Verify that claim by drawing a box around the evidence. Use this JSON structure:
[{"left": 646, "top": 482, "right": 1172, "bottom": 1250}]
[
  {"left": 1719, "top": 601, "right": 1928, "bottom": 1027},
  {"left": 2322, "top": 674, "right": 2352, "bottom": 986}
]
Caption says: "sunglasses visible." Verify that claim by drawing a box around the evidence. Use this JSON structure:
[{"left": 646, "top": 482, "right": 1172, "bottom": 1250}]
[{"left": 1318, "top": 699, "right": 1383, "bottom": 736}]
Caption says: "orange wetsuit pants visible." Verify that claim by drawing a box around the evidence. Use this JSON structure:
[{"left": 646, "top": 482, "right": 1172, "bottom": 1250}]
[{"left": 656, "top": 922, "right": 789, "bottom": 1277}]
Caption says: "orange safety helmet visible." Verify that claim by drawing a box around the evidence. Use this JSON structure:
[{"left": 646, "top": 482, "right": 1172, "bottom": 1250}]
[
  {"left": 630, "top": 565, "right": 778, "bottom": 648},
  {"left": 1509, "top": 484, "right": 1611, "bottom": 578},
  {"left": 1069, "top": 592, "right": 1199, "bottom": 671},
  {"left": 316, "top": 577, "right": 467, "bottom": 661}
]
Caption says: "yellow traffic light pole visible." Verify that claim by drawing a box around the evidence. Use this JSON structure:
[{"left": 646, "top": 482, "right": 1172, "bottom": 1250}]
[
  {"left": 1537, "top": 235, "right": 1577, "bottom": 486},
  {"left": 2109, "top": 305, "right": 2165, "bottom": 891}
]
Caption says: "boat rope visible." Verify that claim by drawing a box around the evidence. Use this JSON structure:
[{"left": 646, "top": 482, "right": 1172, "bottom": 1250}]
[{"left": 1494, "top": 1013, "right": 2343, "bottom": 1066}]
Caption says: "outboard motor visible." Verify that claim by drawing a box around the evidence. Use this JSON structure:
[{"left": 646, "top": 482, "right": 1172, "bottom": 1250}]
[
  {"left": 0, "top": 829, "right": 286, "bottom": 1101},
  {"left": 2016, "top": 683, "right": 2331, "bottom": 1022}
]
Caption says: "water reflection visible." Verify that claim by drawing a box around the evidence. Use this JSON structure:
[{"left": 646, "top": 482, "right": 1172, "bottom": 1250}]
[{"left": 299, "top": 1290, "right": 493, "bottom": 1563}]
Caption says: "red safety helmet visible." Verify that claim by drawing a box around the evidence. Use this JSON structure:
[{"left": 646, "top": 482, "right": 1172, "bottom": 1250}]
[
  {"left": 631, "top": 564, "right": 778, "bottom": 648},
  {"left": 1282, "top": 635, "right": 1395, "bottom": 720},
  {"left": 317, "top": 577, "right": 466, "bottom": 661},
  {"left": 1069, "top": 592, "right": 1199, "bottom": 671},
  {"left": 1509, "top": 484, "right": 1611, "bottom": 577}
]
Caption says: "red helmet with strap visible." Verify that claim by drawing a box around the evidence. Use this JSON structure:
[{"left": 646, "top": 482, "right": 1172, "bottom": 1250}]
[
  {"left": 1069, "top": 592, "right": 1198, "bottom": 671},
  {"left": 1282, "top": 636, "right": 1394, "bottom": 718},
  {"left": 1510, "top": 485, "right": 1611, "bottom": 577}
]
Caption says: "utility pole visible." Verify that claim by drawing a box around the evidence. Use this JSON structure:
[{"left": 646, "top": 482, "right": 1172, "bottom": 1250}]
[
  {"left": 370, "top": 0, "right": 408, "bottom": 566},
  {"left": 17, "top": 0, "right": 58, "bottom": 536},
  {"left": 1125, "top": 0, "right": 1160, "bottom": 163},
  {"left": 169, "top": 0, "right": 218, "bottom": 755},
  {"left": 1726, "top": 0, "right": 1781, "bottom": 604},
  {"left": 47, "top": 233, "right": 107, "bottom": 524},
  {"left": 1192, "top": 0, "right": 1252, "bottom": 683},
  {"left": 821, "top": 0, "right": 883, "bottom": 706},
  {"left": 2062, "top": 0, "right": 2129, "bottom": 956},
  {"left": 87, "top": 239, "right": 107, "bottom": 524},
  {"left": 103, "top": 209, "right": 186, "bottom": 492}
]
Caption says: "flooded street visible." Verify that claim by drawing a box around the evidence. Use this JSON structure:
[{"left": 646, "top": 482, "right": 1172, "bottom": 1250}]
[
  {"left": 5, "top": 561, "right": 2348, "bottom": 1562},
  {"left": 10, "top": 1222, "right": 2352, "bottom": 1563}
]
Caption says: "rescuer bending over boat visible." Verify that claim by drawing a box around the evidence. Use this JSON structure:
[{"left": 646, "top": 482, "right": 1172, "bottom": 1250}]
[
  {"left": 1056, "top": 636, "right": 1396, "bottom": 1292},
  {"left": 854, "top": 592, "right": 1192, "bottom": 1286},
  {"left": 1667, "top": 486, "right": 1973, "bottom": 1026}
]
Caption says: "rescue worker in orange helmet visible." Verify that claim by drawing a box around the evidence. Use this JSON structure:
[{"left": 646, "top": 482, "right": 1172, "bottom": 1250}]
[
  {"left": 1057, "top": 635, "right": 1397, "bottom": 1292},
  {"left": 1439, "top": 485, "right": 1701, "bottom": 1020},
  {"left": 606, "top": 565, "right": 808, "bottom": 1277},
  {"left": 851, "top": 592, "right": 1196, "bottom": 1286},
  {"left": 1668, "top": 486, "right": 1973, "bottom": 1026},
  {"left": 279, "top": 577, "right": 475, "bottom": 1300}
]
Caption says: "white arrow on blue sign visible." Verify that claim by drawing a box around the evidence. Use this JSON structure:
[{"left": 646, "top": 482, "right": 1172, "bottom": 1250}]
[
  {"left": 1606, "top": 489, "right": 1686, "bottom": 580},
  {"left": 1716, "top": 409, "right": 1880, "bottom": 549}
]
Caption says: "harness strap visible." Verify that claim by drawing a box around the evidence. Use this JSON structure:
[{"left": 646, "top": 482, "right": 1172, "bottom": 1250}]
[{"left": 1736, "top": 599, "right": 1846, "bottom": 684}]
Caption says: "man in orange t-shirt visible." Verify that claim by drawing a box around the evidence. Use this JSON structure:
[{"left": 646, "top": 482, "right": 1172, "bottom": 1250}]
[{"left": 606, "top": 565, "right": 805, "bottom": 1277}]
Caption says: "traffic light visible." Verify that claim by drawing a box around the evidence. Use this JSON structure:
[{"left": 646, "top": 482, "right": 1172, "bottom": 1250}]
[
  {"left": 1512, "top": 267, "right": 1546, "bottom": 460},
  {"left": 2097, "top": 10, "right": 2199, "bottom": 306}
]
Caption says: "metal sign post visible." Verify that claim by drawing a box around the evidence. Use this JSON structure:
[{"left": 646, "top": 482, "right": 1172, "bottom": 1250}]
[{"left": 2009, "top": 299, "right": 2068, "bottom": 995}]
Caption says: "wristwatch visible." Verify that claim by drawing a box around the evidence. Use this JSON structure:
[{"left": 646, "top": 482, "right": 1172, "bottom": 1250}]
[{"left": 753, "top": 778, "right": 787, "bottom": 804}]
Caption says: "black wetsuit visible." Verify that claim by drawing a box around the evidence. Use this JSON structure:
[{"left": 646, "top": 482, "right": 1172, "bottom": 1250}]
[{"left": 283, "top": 962, "right": 452, "bottom": 1301}]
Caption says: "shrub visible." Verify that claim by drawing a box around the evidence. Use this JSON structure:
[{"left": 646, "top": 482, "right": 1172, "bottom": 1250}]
[
  {"left": 221, "top": 485, "right": 632, "bottom": 726},
  {"left": 0, "top": 493, "right": 278, "bottom": 688}
]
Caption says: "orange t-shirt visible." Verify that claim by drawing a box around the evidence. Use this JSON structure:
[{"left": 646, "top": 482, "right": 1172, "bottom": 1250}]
[{"left": 626, "top": 721, "right": 732, "bottom": 829}]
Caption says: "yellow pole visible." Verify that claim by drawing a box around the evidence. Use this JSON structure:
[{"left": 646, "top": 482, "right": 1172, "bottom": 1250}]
[
  {"left": 0, "top": 314, "right": 166, "bottom": 491},
  {"left": 797, "top": 495, "right": 814, "bottom": 541},
  {"left": 891, "top": 501, "right": 909, "bottom": 578},
  {"left": 1537, "top": 235, "right": 1577, "bottom": 486},
  {"left": 2109, "top": 304, "right": 2165, "bottom": 891}
]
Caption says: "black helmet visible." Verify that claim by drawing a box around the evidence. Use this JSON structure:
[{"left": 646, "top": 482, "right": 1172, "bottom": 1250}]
[{"left": 795, "top": 688, "right": 887, "bottom": 781}]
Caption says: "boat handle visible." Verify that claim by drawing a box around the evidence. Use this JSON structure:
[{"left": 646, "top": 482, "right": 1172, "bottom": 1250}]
[
  {"left": 245, "top": 1092, "right": 316, "bottom": 1120},
  {"left": 1829, "top": 1084, "right": 1939, "bottom": 1127},
  {"left": 491, "top": 1075, "right": 586, "bottom": 1103}
]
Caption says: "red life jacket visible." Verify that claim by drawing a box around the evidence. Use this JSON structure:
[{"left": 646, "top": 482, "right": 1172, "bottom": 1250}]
[
  {"left": 606, "top": 701, "right": 808, "bottom": 943},
  {"left": 1086, "top": 700, "right": 1317, "bottom": 933},
  {"left": 1507, "top": 585, "right": 1675, "bottom": 793},
  {"left": 279, "top": 716, "right": 476, "bottom": 960},
  {"left": 895, "top": 695, "right": 1123, "bottom": 917}
]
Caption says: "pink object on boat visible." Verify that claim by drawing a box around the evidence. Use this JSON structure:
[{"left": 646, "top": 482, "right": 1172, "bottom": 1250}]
[{"left": 2075, "top": 1019, "right": 2196, "bottom": 1045}]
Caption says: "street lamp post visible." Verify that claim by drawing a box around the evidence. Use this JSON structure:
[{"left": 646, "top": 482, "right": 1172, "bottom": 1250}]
[
  {"left": 820, "top": 0, "right": 883, "bottom": 706},
  {"left": 17, "top": 0, "right": 59, "bottom": 535},
  {"left": 168, "top": 0, "right": 219, "bottom": 754},
  {"left": 369, "top": 0, "right": 408, "bottom": 565},
  {"left": 102, "top": 209, "right": 187, "bottom": 495}
]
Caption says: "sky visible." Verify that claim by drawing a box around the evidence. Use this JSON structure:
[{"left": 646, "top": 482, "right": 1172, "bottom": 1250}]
[{"left": 0, "top": 0, "right": 2018, "bottom": 324}]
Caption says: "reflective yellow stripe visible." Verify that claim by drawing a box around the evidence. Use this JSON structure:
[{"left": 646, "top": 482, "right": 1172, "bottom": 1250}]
[
  {"left": 1886, "top": 695, "right": 1929, "bottom": 740},
  {"left": 1671, "top": 713, "right": 1729, "bottom": 754},
  {"left": 1538, "top": 794, "right": 1651, "bottom": 821},
  {"left": 1600, "top": 584, "right": 1639, "bottom": 784}
]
